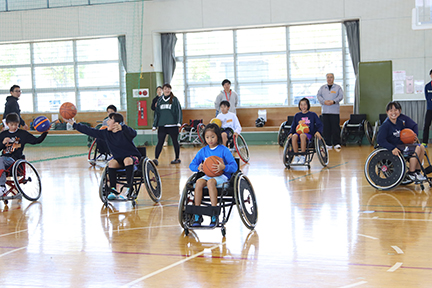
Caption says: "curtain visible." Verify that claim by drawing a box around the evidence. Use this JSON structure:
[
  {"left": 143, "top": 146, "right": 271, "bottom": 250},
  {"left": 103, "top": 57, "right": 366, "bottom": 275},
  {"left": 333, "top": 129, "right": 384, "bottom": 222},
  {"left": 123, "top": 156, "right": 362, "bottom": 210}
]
[
  {"left": 344, "top": 20, "right": 360, "bottom": 113},
  {"left": 118, "top": 35, "right": 127, "bottom": 72},
  {"left": 161, "top": 33, "right": 177, "bottom": 84}
]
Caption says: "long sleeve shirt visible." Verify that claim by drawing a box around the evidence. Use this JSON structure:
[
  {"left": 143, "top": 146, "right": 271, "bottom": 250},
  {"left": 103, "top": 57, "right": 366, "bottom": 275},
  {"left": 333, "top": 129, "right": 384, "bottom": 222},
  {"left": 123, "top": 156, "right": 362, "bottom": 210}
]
[
  {"left": 289, "top": 111, "right": 323, "bottom": 136},
  {"left": 0, "top": 129, "right": 47, "bottom": 159},
  {"left": 3, "top": 96, "right": 25, "bottom": 127},
  {"left": 216, "top": 111, "right": 242, "bottom": 134},
  {"left": 214, "top": 90, "right": 238, "bottom": 114},
  {"left": 377, "top": 114, "right": 418, "bottom": 151},
  {"left": 189, "top": 145, "right": 238, "bottom": 179},
  {"left": 153, "top": 95, "right": 182, "bottom": 128},
  {"left": 316, "top": 83, "right": 344, "bottom": 114},
  {"left": 425, "top": 81, "right": 432, "bottom": 110}
]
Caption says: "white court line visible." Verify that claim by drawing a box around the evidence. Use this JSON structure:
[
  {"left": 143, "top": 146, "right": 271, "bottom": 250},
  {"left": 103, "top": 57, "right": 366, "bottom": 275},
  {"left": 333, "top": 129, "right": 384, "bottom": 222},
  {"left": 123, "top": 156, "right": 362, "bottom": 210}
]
[
  {"left": 112, "top": 224, "right": 179, "bottom": 233},
  {"left": 0, "top": 229, "right": 28, "bottom": 238},
  {"left": 0, "top": 246, "right": 27, "bottom": 258},
  {"left": 387, "top": 262, "right": 403, "bottom": 272},
  {"left": 359, "top": 217, "right": 432, "bottom": 222},
  {"left": 121, "top": 241, "right": 226, "bottom": 287},
  {"left": 339, "top": 280, "right": 368, "bottom": 288},
  {"left": 391, "top": 246, "right": 404, "bottom": 254},
  {"left": 358, "top": 234, "right": 378, "bottom": 240}
]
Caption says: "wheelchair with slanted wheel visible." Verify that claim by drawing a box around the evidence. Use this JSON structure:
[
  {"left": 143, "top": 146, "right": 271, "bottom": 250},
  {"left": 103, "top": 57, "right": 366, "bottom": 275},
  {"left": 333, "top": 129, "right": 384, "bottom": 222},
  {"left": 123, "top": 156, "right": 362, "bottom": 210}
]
[
  {"left": 340, "top": 114, "right": 374, "bottom": 146},
  {"left": 364, "top": 146, "right": 432, "bottom": 191},
  {"left": 222, "top": 128, "right": 250, "bottom": 163},
  {"left": 88, "top": 124, "right": 113, "bottom": 166},
  {"left": 282, "top": 135, "right": 329, "bottom": 169},
  {"left": 277, "top": 116, "right": 294, "bottom": 147},
  {"left": 99, "top": 147, "right": 162, "bottom": 207},
  {"left": 0, "top": 157, "right": 41, "bottom": 205},
  {"left": 178, "top": 159, "right": 257, "bottom": 237},
  {"left": 179, "top": 119, "right": 205, "bottom": 146}
]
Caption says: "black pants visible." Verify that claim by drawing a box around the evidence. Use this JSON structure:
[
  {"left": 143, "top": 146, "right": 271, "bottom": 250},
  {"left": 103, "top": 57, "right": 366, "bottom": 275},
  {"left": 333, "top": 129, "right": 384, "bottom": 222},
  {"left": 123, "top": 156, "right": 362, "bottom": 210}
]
[
  {"left": 322, "top": 114, "right": 341, "bottom": 146},
  {"left": 423, "top": 110, "right": 432, "bottom": 144},
  {"left": 155, "top": 126, "right": 180, "bottom": 160}
]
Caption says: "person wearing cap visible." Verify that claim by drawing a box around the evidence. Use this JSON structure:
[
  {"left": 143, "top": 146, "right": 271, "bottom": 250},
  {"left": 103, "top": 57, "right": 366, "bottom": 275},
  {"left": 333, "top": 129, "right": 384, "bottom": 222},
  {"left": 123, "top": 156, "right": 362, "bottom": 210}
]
[{"left": 214, "top": 79, "right": 238, "bottom": 116}]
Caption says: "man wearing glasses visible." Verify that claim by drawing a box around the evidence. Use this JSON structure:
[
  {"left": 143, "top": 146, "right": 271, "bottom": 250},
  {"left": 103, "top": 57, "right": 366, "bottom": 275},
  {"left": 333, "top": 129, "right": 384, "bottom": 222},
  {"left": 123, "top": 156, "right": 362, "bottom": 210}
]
[{"left": 3, "top": 85, "right": 28, "bottom": 130}]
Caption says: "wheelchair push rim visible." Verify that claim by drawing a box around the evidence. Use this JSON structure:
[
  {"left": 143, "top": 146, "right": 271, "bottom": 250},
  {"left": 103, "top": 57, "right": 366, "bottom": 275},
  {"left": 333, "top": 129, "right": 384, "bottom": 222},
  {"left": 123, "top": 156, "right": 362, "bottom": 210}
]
[
  {"left": 277, "top": 122, "right": 288, "bottom": 147},
  {"left": 143, "top": 158, "right": 162, "bottom": 203},
  {"left": 234, "top": 134, "right": 250, "bottom": 163},
  {"left": 178, "top": 174, "right": 196, "bottom": 229},
  {"left": 13, "top": 160, "right": 42, "bottom": 201},
  {"left": 364, "top": 148, "right": 406, "bottom": 190},
  {"left": 315, "top": 137, "right": 329, "bottom": 167},
  {"left": 282, "top": 138, "right": 294, "bottom": 168},
  {"left": 364, "top": 120, "right": 374, "bottom": 146},
  {"left": 234, "top": 173, "right": 258, "bottom": 229}
]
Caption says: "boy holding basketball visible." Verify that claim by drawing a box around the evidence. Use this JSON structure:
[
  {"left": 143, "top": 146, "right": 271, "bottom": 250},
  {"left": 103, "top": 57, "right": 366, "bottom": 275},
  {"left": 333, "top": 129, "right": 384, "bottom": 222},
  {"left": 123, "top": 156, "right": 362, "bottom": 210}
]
[
  {"left": 189, "top": 123, "right": 238, "bottom": 227},
  {"left": 216, "top": 100, "right": 242, "bottom": 147},
  {"left": 0, "top": 113, "right": 48, "bottom": 193},
  {"left": 377, "top": 101, "right": 426, "bottom": 181},
  {"left": 287, "top": 98, "right": 323, "bottom": 164},
  {"left": 65, "top": 113, "right": 142, "bottom": 200}
]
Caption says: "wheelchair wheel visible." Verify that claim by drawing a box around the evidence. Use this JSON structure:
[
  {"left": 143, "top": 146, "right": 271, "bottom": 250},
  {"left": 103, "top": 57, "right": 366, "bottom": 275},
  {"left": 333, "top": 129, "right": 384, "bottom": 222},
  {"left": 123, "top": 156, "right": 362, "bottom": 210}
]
[
  {"left": 277, "top": 122, "right": 288, "bottom": 147},
  {"left": 364, "top": 120, "right": 374, "bottom": 146},
  {"left": 178, "top": 174, "right": 196, "bottom": 229},
  {"left": 340, "top": 120, "right": 349, "bottom": 145},
  {"left": 197, "top": 123, "right": 205, "bottom": 144},
  {"left": 371, "top": 121, "right": 379, "bottom": 145},
  {"left": 233, "top": 173, "right": 258, "bottom": 229},
  {"left": 234, "top": 134, "right": 250, "bottom": 163},
  {"left": 12, "top": 160, "right": 41, "bottom": 201},
  {"left": 88, "top": 139, "right": 97, "bottom": 166},
  {"left": 282, "top": 138, "right": 294, "bottom": 168},
  {"left": 143, "top": 158, "right": 162, "bottom": 203},
  {"left": 178, "top": 124, "right": 189, "bottom": 142},
  {"left": 314, "top": 137, "right": 329, "bottom": 167},
  {"left": 364, "top": 148, "right": 406, "bottom": 190},
  {"left": 99, "top": 166, "right": 109, "bottom": 204}
]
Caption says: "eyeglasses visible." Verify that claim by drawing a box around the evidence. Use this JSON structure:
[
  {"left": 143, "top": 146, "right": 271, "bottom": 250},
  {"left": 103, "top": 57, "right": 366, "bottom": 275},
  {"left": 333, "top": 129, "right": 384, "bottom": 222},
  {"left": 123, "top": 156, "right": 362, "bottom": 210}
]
[{"left": 13, "top": 90, "right": 22, "bottom": 93}]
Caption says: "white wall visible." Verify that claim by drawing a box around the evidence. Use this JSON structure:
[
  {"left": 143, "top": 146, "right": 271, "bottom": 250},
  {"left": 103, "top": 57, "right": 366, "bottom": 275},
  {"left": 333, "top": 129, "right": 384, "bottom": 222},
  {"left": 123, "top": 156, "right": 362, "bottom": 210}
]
[{"left": 0, "top": 0, "right": 429, "bottom": 98}]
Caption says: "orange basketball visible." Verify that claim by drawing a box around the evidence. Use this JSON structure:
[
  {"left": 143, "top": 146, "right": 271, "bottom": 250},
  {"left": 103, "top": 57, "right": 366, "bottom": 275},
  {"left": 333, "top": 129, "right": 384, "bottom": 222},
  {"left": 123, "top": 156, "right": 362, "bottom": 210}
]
[
  {"left": 59, "top": 102, "right": 77, "bottom": 120},
  {"left": 400, "top": 128, "right": 416, "bottom": 144},
  {"left": 202, "top": 156, "right": 224, "bottom": 177},
  {"left": 296, "top": 123, "right": 309, "bottom": 134}
]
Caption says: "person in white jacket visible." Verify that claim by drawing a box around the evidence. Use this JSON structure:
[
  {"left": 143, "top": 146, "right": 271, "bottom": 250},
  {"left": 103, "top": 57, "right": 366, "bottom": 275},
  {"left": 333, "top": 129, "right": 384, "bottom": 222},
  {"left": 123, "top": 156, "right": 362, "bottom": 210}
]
[
  {"left": 216, "top": 100, "right": 242, "bottom": 147},
  {"left": 214, "top": 79, "right": 238, "bottom": 115}
]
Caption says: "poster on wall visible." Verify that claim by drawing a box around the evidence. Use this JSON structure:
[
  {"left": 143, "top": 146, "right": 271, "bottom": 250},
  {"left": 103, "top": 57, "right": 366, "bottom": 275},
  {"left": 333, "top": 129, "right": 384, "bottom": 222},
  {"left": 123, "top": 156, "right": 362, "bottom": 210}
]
[
  {"left": 406, "top": 76, "right": 414, "bottom": 94},
  {"left": 415, "top": 80, "right": 424, "bottom": 94}
]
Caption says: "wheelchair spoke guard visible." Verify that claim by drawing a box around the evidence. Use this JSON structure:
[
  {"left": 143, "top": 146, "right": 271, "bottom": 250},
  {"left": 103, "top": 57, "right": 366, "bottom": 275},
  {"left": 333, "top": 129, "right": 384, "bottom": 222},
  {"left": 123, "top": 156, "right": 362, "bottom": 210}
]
[
  {"left": 234, "top": 134, "right": 250, "bottom": 163},
  {"left": 283, "top": 138, "right": 294, "bottom": 168},
  {"left": 13, "top": 160, "right": 41, "bottom": 201},
  {"left": 234, "top": 173, "right": 258, "bottom": 229},
  {"left": 143, "top": 158, "right": 162, "bottom": 203},
  {"left": 315, "top": 137, "right": 329, "bottom": 167}
]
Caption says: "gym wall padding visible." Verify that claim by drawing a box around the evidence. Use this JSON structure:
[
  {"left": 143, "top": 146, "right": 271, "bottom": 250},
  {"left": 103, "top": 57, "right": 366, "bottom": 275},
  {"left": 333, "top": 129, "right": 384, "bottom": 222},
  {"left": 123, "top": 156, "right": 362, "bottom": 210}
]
[{"left": 359, "top": 61, "right": 393, "bottom": 123}]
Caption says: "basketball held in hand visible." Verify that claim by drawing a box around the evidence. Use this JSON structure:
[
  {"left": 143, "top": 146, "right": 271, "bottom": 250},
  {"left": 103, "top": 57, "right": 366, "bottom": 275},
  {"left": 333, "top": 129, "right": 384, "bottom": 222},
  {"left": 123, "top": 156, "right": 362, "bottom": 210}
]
[
  {"left": 400, "top": 128, "right": 416, "bottom": 144},
  {"left": 202, "top": 156, "right": 224, "bottom": 177},
  {"left": 59, "top": 102, "right": 77, "bottom": 120},
  {"left": 296, "top": 123, "right": 309, "bottom": 134},
  {"left": 33, "top": 116, "right": 50, "bottom": 132}
]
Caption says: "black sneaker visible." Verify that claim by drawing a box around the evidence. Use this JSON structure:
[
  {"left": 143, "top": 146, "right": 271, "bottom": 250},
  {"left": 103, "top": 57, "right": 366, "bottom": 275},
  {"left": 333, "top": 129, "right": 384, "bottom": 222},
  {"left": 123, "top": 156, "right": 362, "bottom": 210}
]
[
  {"left": 153, "top": 159, "right": 159, "bottom": 166},
  {"left": 191, "top": 214, "right": 202, "bottom": 227},
  {"left": 171, "top": 159, "right": 181, "bottom": 164}
]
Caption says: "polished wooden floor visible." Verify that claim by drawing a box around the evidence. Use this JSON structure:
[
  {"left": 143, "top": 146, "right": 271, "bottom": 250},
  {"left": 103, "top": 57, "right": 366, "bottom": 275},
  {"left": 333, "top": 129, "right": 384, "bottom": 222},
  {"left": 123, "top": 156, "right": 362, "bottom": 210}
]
[{"left": 1, "top": 144, "right": 432, "bottom": 287}]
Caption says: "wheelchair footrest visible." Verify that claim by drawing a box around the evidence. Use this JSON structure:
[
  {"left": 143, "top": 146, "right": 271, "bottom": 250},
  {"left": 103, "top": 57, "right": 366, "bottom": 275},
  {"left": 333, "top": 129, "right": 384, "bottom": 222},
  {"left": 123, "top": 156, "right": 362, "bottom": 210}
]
[{"left": 185, "top": 205, "right": 220, "bottom": 217}]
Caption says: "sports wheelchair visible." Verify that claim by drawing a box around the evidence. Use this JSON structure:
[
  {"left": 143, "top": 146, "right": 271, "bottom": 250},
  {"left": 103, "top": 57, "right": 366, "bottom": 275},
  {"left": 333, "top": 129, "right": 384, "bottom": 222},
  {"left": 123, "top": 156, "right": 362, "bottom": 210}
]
[
  {"left": 0, "top": 157, "right": 41, "bottom": 205},
  {"left": 224, "top": 128, "right": 250, "bottom": 163},
  {"left": 371, "top": 114, "right": 388, "bottom": 145},
  {"left": 282, "top": 135, "right": 329, "bottom": 169},
  {"left": 340, "top": 114, "right": 374, "bottom": 146},
  {"left": 98, "top": 147, "right": 162, "bottom": 207},
  {"left": 88, "top": 123, "right": 112, "bottom": 166},
  {"left": 178, "top": 159, "right": 258, "bottom": 237},
  {"left": 277, "top": 116, "right": 294, "bottom": 147},
  {"left": 364, "top": 146, "right": 432, "bottom": 191},
  {"left": 179, "top": 119, "right": 205, "bottom": 146}
]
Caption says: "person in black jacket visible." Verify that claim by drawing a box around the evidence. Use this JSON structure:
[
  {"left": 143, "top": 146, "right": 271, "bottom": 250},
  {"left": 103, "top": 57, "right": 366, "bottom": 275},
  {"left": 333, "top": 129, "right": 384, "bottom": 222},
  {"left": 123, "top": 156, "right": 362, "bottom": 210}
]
[
  {"left": 0, "top": 113, "right": 48, "bottom": 194},
  {"left": 151, "top": 86, "right": 163, "bottom": 111},
  {"left": 3, "top": 85, "right": 28, "bottom": 130},
  {"left": 65, "top": 113, "right": 141, "bottom": 201}
]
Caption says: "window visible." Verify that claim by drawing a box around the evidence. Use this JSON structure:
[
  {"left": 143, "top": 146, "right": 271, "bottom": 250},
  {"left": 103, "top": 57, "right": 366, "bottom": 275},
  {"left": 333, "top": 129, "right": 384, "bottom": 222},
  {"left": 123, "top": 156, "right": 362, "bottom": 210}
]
[
  {"left": 0, "top": 37, "right": 125, "bottom": 112},
  {"left": 172, "top": 23, "right": 355, "bottom": 108}
]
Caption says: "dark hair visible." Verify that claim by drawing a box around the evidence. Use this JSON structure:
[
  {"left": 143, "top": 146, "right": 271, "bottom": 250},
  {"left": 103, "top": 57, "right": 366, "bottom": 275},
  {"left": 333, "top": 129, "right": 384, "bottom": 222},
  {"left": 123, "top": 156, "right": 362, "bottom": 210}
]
[
  {"left": 202, "top": 123, "right": 222, "bottom": 145},
  {"left": 156, "top": 86, "right": 162, "bottom": 91},
  {"left": 219, "top": 100, "right": 230, "bottom": 108},
  {"left": 430, "top": 69, "right": 432, "bottom": 75},
  {"left": 298, "top": 97, "right": 310, "bottom": 110},
  {"left": 106, "top": 105, "right": 117, "bottom": 112},
  {"left": 10, "top": 85, "right": 20, "bottom": 93},
  {"left": 221, "top": 79, "right": 231, "bottom": 86},
  {"left": 109, "top": 112, "right": 124, "bottom": 124},
  {"left": 162, "top": 83, "right": 175, "bottom": 104},
  {"left": 386, "top": 101, "right": 402, "bottom": 112},
  {"left": 5, "top": 112, "right": 20, "bottom": 124}
]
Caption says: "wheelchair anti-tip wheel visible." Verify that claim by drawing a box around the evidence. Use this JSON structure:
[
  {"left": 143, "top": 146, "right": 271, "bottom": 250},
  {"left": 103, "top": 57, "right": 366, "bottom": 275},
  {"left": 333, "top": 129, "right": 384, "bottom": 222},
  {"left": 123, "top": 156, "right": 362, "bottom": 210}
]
[
  {"left": 143, "top": 158, "right": 162, "bottom": 202},
  {"left": 364, "top": 148, "right": 406, "bottom": 190},
  {"left": 282, "top": 138, "right": 294, "bottom": 168},
  {"left": 314, "top": 137, "right": 329, "bottom": 167},
  {"left": 234, "top": 134, "right": 250, "bottom": 163},
  {"left": 233, "top": 173, "right": 258, "bottom": 229},
  {"left": 13, "top": 160, "right": 41, "bottom": 201}
]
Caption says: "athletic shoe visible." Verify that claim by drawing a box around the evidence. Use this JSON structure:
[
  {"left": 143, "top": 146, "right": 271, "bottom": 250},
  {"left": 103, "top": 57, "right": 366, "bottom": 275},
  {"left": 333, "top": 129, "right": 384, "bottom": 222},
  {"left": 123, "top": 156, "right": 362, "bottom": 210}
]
[
  {"left": 0, "top": 185, "right": 6, "bottom": 195},
  {"left": 171, "top": 159, "right": 181, "bottom": 164},
  {"left": 326, "top": 145, "right": 333, "bottom": 150},
  {"left": 292, "top": 156, "right": 300, "bottom": 164},
  {"left": 191, "top": 214, "right": 202, "bottom": 227},
  {"left": 415, "top": 172, "right": 427, "bottom": 181},
  {"left": 209, "top": 215, "right": 218, "bottom": 227},
  {"left": 107, "top": 187, "right": 118, "bottom": 200},
  {"left": 153, "top": 159, "right": 159, "bottom": 166},
  {"left": 298, "top": 155, "right": 306, "bottom": 164},
  {"left": 121, "top": 187, "right": 131, "bottom": 197},
  {"left": 422, "top": 143, "right": 428, "bottom": 148},
  {"left": 406, "top": 172, "right": 417, "bottom": 181},
  {"left": 117, "top": 194, "right": 127, "bottom": 200},
  {"left": 334, "top": 144, "right": 342, "bottom": 149}
]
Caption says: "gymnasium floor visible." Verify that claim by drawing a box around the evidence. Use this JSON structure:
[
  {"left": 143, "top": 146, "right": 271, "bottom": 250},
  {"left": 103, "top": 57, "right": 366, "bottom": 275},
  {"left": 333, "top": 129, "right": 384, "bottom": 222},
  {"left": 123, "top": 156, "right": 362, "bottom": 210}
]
[{"left": 1, "top": 144, "right": 432, "bottom": 287}]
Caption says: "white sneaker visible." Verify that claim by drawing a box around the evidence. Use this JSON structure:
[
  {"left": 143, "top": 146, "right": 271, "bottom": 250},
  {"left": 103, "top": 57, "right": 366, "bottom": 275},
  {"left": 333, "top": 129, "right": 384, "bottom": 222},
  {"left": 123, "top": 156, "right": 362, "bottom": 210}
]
[
  {"left": 298, "top": 155, "right": 306, "bottom": 164},
  {"left": 0, "top": 185, "right": 6, "bottom": 195},
  {"left": 334, "top": 144, "right": 341, "bottom": 149},
  {"left": 292, "top": 156, "right": 299, "bottom": 164},
  {"left": 326, "top": 145, "right": 332, "bottom": 150},
  {"left": 416, "top": 172, "right": 427, "bottom": 181}
]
